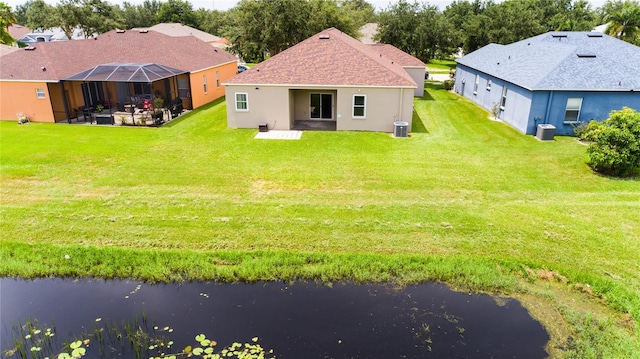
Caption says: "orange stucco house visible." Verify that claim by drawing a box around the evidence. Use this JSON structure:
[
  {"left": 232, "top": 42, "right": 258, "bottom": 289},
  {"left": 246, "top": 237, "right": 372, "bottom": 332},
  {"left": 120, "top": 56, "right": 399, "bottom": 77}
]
[{"left": 0, "top": 29, "right": 238, "bottom": 123}]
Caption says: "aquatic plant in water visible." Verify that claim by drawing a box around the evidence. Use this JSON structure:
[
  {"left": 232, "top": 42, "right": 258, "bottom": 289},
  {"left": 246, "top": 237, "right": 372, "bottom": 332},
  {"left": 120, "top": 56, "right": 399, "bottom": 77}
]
[{"left": 3, "top": 318, "right": 274, "bottom": 359}]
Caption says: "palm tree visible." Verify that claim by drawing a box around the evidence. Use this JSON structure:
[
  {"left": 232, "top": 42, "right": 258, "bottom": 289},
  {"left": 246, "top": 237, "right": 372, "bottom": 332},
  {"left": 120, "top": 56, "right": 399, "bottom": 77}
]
[
  {"left": 605, "top": 3, "right": 640, "bottom": 45},
  {"left": 0, "top": 2, "right": 18, "bottom": 45}
]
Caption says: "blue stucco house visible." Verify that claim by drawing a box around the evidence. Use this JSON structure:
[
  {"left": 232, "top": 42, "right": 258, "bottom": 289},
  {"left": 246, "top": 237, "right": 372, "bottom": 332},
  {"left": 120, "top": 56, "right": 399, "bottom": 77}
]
[{"left": 454, "top": 32, "right": 640, "bottom": 135}]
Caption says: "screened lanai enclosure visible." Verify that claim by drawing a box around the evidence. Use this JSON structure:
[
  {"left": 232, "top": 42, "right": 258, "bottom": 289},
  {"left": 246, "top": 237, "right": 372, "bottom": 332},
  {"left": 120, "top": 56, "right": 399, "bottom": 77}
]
[{"left": 59, "top": 62, "right": 191, "bottom": 125}]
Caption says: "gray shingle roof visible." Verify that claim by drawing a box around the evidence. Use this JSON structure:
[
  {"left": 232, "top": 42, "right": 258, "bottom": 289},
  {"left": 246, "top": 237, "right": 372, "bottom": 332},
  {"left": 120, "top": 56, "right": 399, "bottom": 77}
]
[{"left": 456, "top": 32, "right": 640, "bottom": 91}]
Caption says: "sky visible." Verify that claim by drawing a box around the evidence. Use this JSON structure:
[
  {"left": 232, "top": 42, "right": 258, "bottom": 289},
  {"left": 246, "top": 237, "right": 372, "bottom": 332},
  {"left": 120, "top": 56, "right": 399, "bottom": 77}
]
[{"left": 6, "top": 0, "right": 609, "bottom": 12}]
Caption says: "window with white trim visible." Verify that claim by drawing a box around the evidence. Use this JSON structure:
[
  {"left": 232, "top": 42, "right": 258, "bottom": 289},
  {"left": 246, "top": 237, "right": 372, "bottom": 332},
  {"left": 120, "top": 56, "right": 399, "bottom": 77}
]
[
  {"left": 235, "top": 92, "right": 248, "bottom": 111},
  {"left": 352, "top": 94, "right": 366, "bottom": 118},
  {"left": 486, "top": 80, "right": 492, "bottom": 91},
  {"left": 216, "top": 71, "right": 220, "bottom": 88},
  {"left": 36, "top": 88, "right": 46, "bottom": 98},
  {"left": 564, "top": 98, "right": 582, "bottom": 123},
  {"left": 473, "top": 74, "right": 479, "bottom": 94},
  {"left": 203, "top": 75, "right": 207, "bottom": 93},
  {"left": 500, "top": 86, "right": 508, "bottom": 108}
]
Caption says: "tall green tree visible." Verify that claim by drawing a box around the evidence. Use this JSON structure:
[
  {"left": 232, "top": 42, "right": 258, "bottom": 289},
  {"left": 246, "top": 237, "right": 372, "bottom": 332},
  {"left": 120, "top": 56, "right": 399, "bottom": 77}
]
[
  {"left": 55, "top": 0, "right": 83, "bottom": 40},
  {"left": 552, "top": 0, "right": 596, "bottom": 31},
  {"left": 341, "top": 0, "right": 377, "bottom": 27},
  {"left": 227, "top": 0, "right": 359, "bottom": 62},
  {"left": 375, "top": 1, "right": 422, "bottom": 56},
  {"left": 307, "top": 0, "right": 357, "bottom": 38},
  {"left": 376, "top": 0, "right": 457, "bottom": 61},
  {"left": 604, "top": 1, "right": 640, "bottom": 44},
  {"left": 77, "top": 0, "right": 123, "bottom": 37},
  {"left": 483, "top": 0, "right": 546, "bottom": 44},
  {"left": 117, "top": 1, "right": 160, "bottom": 29},
  {"left": 194, "top": 8, "right": 231, "bottom": 35},
  {"left": 443, "top": 0, "right": 489, "bottom": 52},
  {"left": 157, "top": 0, "right": 198, "bottom": 27},
  {"left": 24, "top": 0, "right": 57, "bottom": 30},
  {"left": 14, "top": 0, "right": 29, "bottom": 25},
  {"left": 0, "top": 1, "right": 17, "bottom": 45},
  {"left": 444, "top": 0, "right": 597, "bottom": 54}
]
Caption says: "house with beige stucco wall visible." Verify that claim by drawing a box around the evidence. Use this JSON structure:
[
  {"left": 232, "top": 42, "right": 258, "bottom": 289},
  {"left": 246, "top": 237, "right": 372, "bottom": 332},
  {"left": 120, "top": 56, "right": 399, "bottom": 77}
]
[{"left": 223, "top": 28, "right": 425, "bottom": 133}]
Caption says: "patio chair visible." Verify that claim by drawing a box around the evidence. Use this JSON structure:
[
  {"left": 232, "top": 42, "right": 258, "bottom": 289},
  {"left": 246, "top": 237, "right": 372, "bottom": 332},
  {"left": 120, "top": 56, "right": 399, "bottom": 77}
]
[{"left": 82, "top": 107, "right": 93, "bottom": 124}]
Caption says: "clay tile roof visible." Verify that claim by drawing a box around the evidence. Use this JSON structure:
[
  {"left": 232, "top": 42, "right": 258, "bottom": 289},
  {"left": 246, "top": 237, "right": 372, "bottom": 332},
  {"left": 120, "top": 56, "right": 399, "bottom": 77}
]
[
  {"left": 226, "top": 28, "right": 417, "bottom": 88},
  {"left": 0, "top": 30, "right": 237, "bottom": 82}
]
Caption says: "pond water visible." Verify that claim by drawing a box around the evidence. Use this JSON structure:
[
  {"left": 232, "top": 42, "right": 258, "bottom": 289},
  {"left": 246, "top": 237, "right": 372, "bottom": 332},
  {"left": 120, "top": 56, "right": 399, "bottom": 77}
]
[{"left": 0, "top": 278, "right": 549, "bottom": 358}]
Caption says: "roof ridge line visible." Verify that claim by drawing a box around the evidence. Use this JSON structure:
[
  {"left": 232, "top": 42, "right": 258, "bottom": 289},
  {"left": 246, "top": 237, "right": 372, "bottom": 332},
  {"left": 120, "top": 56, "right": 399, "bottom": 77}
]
[{"left": 324, "top": 29, "right": 416, "bottom": 86}]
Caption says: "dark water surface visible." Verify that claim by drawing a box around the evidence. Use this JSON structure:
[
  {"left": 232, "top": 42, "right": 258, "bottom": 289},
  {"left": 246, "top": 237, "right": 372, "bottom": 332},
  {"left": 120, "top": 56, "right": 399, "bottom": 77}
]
[{"left": 1, "top": 278, "right": 548, "bottom": 358}]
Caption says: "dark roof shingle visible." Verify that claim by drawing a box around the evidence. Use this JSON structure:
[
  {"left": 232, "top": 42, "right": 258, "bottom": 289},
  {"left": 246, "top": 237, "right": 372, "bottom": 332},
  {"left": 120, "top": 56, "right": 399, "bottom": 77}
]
[
  {"left": 226, "top": 28, "right": 417, "bottom": 88},
  {"left": 0, "top": 30, "right": 237, "bottom": 82}
]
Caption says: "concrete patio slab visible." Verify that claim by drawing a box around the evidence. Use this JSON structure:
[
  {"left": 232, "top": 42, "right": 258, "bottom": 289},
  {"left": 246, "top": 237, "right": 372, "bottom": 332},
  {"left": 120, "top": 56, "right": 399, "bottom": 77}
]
[{"left": 254, "top": 130, "right": 302, "bottom": 140}]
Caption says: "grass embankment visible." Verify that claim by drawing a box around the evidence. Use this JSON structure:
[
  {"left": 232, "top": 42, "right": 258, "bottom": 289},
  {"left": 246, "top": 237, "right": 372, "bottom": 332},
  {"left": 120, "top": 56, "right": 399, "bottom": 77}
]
[
  {"left": 1, "top": 85, "right": 638, "bottom": 357},
  {"left": 427, "top": 59, "right": 457, "bottom": 73}
]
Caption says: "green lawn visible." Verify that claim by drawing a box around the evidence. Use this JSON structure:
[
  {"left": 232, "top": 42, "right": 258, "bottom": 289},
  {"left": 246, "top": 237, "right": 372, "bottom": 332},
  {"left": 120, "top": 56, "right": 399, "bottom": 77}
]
[
  {"left": 427, "top": 58, "right": 457, "bottom": 71},
  {"left": 1, "top": 84, "right": 638, "bottom": 357}
]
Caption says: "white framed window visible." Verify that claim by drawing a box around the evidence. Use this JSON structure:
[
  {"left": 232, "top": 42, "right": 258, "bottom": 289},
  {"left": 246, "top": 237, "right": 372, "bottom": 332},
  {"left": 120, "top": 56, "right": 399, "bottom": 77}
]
[
  {"left": 36, "top": 88, "right": 46, "bottom": 98},
  {"left": 235, "top": 92, "right": 248, "bottom": 111},
  {"left": 203, "top": 75, "right": 207, "bottom": 93},
  {"left": 473, "top": 74, "right": 479, "bottom": 94},
  {"left": 352, "top": 94, "right": 366, "bottom": 118},
  {"left": 216, "top": 71, "right": 220, "bottom": 88},
  {"left": 500, "top": 86, "right": 508, "bottom": 109},
  {"left": 564, "top": 98, "right": 582, "bottom": 123},
  {"left": 486, "top": 80, "right": 492, "bottom": 91}
]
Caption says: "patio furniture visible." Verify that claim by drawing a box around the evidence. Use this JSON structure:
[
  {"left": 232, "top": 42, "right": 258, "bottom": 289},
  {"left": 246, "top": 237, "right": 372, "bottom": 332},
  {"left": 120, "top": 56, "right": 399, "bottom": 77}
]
[
  {"left": 95, "top": 113, "right": 114, "bottom": 125},
  {"left": 82, "top": 107, "right": 93, "bottom": 123},
  {"left": 170, "top": 98, "right": 183, "bottom": 118}
]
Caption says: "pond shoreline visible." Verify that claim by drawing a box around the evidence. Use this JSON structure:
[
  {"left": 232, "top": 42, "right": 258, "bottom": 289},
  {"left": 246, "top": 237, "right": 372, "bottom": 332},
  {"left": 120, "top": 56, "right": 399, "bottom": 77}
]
[{"left": 1, "top": 278, "right": 549, "bottom": 359}]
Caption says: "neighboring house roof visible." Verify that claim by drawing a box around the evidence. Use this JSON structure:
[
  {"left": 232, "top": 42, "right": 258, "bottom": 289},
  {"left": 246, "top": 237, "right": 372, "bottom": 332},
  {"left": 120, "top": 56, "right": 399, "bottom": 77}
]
[
  {"left": 8, "top": 24, "right": 31, "bottom": 40},
  {"left": 456, "top": 32, "right": 640, "bottom": 91},
  {"left": 369, "top": 44, "right": 425, "bottom": 67},
  {"left": 593, "top": 23, "right": 608, "bottom": 33},
  {"left": 0, "top": 29, "right": 237, "bottom": 82},
  {"left": 134, "top": 23, "right": 226, "bottom": 46},
  {"left": 359, "top": 23, "right": 378, "bottom": 44},
  {"left": 0, "top": 44, "right": 19, "bottom": 56},
  {"left": 9, "top": 24, "right": 88, "bottom": 45},
  {"left": 226, "top": 28, "right": 417, "bottom": 88}
]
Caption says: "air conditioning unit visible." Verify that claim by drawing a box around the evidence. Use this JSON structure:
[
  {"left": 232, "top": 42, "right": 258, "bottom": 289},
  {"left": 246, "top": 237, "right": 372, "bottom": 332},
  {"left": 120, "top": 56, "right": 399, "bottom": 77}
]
[
  {"left": 393, "top": 121, "right": 408, "bottom": 138},
  {"left": 536, "top": 124, "right": 556, "bottom": 141},
  {"left": 258, "top": 123, "right": 268, "bottom": 132}
]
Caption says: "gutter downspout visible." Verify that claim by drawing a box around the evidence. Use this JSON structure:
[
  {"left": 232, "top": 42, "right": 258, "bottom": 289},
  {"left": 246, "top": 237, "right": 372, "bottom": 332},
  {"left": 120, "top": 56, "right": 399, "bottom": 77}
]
[
  {"left": 398, "top": 87, "right": 404, "bottom": 124},
  {"left": 543, "top": 91, "right": 554, "bottom": 125}
]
